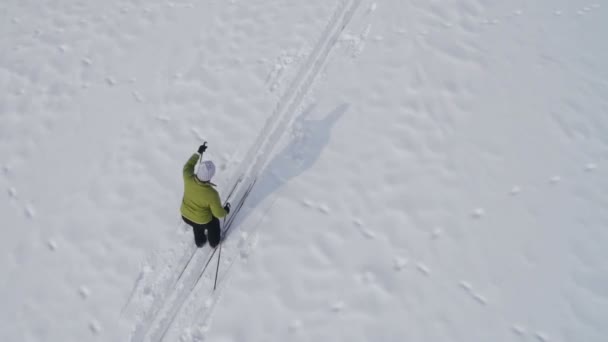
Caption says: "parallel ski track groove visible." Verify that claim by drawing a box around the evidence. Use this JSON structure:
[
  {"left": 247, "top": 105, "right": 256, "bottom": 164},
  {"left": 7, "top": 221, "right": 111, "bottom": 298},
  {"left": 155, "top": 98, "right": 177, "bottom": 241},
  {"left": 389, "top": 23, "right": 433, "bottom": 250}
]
[
  {"left": 175, "top": 0, "right": 362, "bottom": 336},
  {"left": 129, "top": 179, "right": 241, "bottom": 342},
  {"left": 141, "top": 180, "right": 254, "bottom": 342},
  {"left": 156, "top": 0, "right": 362, "bottom": 340},
  {"left": 155, "top": 179, "right": 257, "bottom": 342},
  {"left": 234, "top": 0, "right": 355, "bottom": 180},
  {"left": 133, "top": 1, "right": 361, "bottom": 340},
  {"left": 149, "top": 179, "right": 256, "bottom": 342}
]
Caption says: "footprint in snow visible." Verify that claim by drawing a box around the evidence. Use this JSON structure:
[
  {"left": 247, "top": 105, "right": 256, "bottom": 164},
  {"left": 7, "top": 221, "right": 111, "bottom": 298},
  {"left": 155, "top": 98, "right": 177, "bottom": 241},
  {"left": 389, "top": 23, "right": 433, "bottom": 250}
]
[
  {"left": 25, "top": 204, "right": 36, "bottom": 219},
  {"left": 393, "top": 257, "right": 408, "bottom": 271},
  {"left": 89, "top": 320, "right": 101, "bottom": 335},
  {"left": 301, "top": 199, "right": 314, "bottom": 208},
  {"left": 471, "top": 208, "right": 485, "bottom": 219},
  {"left": 317, "top": 204, "right": 330, "bottom": 214},
  {"left": 288, "top": 319, "right": 302, "bottom": 333},
  {"left": 367, "top": 3, "right": 377, "bottom": 13},
  {"left": 105, "top": 76, "right": 117, "bottom": 86},
  {"left": 431, "top": 227, "right": 442, "bottom": 240},
  {"left": 330, "top": 301, "right": 345, "bottom": 313},
  {"left": 237, "top": 232, "right": 249, "bottom": 249},
  {"left": 472, "top": 293, "right": 488, "bottom": 305},
  {"left": 510, "top": 325, "right": 550, "bottom": 341},
  {"left": 47, "top": 239, "right": 58, "bottom": 251},
  {"left": 191, "top": 326, "right": 208, "bottom": 342},
  {"left": 79, "top": 286, "right": 91, "bottom": 299},
  {"left": 459, "top": 281, "right": 473, "bottom": 292},
  {"left": 416, "top": 262, "right": 430, "bottom": 276},
  {"left": 360, "top": 228, "right": 376, "bottom": 240},
  {"left": 359, "top": 271, "right": 377, "bottom": 284},
  {"left": 535, "top": 331, "right": 550, "bottom": 342},
  {"left": 510, "top": 186, "right": 522, "bottom": 196},
  {"left": 584, "top": 163, "right": 597, "bottom": 172},
  {"left": 132, "top": 91, "right": 144, "bottom": 103},
  {"left": 458, "top": 281, "right": 487, "bottom": 305},
  {"left": 353, "top": 219, "right": 376, "bottom": 239},
  {"left": 7, "top": 187, "right": 17, "bottom": 199},
  {"left": 511, "top": 324, "right": 526, "bottom": 336}
]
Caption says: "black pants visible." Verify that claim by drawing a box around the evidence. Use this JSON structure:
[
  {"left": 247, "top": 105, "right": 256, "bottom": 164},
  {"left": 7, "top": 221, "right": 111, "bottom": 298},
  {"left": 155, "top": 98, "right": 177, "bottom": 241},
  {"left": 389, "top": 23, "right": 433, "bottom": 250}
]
[{"left": 182, "top": 216, "right": 221, "bottom": 248}]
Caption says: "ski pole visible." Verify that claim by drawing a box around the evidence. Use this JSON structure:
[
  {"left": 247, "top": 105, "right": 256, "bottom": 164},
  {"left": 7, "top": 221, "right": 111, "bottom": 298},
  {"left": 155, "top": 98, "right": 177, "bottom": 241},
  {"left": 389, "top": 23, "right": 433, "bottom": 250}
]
[
  {"left": 213, "top": 238, "right": 222, "bottom": 291},
  {"left": 214, "top": 205, "right": 229, "bottom": 291}
]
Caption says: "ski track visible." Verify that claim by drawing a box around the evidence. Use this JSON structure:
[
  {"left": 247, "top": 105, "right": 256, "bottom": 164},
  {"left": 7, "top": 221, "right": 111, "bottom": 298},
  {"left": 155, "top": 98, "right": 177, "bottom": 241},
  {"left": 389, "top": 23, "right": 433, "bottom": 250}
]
[
  {"left": 232, "top": 0, "right": 359, "bottom": 182},
  {"left": 128, "top": 180, "right": 243, "bottom": 341},
  {"left": 132, "top": 0, "right": 363, "bottom": 340},
  {"left": 129, "top": 246, "right": 211, "bottom": 342},
  {"left": 154, "top": 180, "right": 258, "bottom": 342},
  {"left": 122, "top": 238, "right": 195, "bottom": 314}
]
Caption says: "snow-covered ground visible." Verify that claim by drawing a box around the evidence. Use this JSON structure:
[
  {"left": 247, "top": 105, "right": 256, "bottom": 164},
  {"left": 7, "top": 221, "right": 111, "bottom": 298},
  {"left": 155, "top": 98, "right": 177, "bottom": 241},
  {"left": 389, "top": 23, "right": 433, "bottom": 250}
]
[{"left": 1, "top": 0, "right": 607, "bottom": 341}]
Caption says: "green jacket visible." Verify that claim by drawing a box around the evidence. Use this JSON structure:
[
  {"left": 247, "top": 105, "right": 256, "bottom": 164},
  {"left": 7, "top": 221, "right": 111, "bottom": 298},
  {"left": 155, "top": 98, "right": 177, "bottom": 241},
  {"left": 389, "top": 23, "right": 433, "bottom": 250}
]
[{"left": 180, "top": 154, "right": 227, "bottom": 224}]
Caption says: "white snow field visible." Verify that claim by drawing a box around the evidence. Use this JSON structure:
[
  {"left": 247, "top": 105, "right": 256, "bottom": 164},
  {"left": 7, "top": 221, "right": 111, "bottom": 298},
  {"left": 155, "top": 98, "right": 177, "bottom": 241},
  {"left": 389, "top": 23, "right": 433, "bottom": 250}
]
[{"left": 1, "top": 0, "right": 607, "bottom": 341}]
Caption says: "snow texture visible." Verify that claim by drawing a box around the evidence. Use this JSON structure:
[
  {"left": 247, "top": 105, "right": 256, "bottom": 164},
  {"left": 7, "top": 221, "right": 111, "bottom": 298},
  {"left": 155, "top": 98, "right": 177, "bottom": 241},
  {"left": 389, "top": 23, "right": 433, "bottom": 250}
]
[{"left": 1, "top": 0, "right": 607, "bottom": 341}]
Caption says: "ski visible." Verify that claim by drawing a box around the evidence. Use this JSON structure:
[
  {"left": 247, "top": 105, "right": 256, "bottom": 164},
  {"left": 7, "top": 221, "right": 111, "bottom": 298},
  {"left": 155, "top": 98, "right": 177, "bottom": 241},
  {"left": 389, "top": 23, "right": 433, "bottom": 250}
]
[
  {"left": 156, "top": 178, "right": 257, "bottom": 341},
  {"left": 130, "top": 177, "right": 243, "bottom": 342}
]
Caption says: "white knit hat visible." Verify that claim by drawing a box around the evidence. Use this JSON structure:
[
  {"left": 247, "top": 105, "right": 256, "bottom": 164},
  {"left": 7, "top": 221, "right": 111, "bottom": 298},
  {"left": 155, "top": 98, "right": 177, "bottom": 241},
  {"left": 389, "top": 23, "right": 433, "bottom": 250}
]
[{"left": 196, "top": 160, "right": 216, "bottom": 182}]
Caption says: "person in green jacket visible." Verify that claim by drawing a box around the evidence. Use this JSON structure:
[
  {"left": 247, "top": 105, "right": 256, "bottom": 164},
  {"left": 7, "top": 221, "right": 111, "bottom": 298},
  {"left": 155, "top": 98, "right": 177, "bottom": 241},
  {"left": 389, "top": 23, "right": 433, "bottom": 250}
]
[{"left": 181, "top": 144, "right": 231, "bottom": 248}]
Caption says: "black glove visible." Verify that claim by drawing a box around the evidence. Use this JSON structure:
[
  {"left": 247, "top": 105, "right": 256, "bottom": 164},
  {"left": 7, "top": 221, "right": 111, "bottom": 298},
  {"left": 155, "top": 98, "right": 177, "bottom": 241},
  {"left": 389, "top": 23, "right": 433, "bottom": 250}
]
[
  {"left": 197, "top": 144, "right": 207, "bottom": 154},
  {"left": 224, "top": 202, "right": 231, "bottom": 215}
]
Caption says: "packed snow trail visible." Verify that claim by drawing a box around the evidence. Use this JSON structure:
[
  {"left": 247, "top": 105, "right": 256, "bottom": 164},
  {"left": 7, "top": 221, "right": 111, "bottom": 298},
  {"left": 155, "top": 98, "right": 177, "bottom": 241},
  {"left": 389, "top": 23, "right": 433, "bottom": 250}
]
[
  {"left": 155, "top": 179, "right": 258, "bottom": 342},
  {"left": 126, "top": 179, "right": 242, "bottom": 342},
  {"left": 229, "top": 0, "right": 362, "bottom": 184},
  {"left": 155, "top": 0, "right": 363, "bottom": 339},
  {"left": 136, "top": 180, "right": 254, "bottom": 342},
  {"left": 128, "top": 0, "right": 362, "bottom": 340}
]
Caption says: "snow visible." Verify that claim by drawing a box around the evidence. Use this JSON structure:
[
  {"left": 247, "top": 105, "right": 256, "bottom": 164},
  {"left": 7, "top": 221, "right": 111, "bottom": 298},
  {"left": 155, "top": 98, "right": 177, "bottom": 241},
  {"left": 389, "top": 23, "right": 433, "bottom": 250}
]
[{"left": 1, "top": 0, "right": 607, "bottom": 341}]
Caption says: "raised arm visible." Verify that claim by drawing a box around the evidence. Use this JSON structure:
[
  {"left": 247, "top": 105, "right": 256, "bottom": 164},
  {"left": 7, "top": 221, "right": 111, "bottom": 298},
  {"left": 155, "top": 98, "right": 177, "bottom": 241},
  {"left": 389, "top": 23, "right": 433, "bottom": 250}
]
[{"left": 183, "top": 153, "right": 199, "bottom": 178}]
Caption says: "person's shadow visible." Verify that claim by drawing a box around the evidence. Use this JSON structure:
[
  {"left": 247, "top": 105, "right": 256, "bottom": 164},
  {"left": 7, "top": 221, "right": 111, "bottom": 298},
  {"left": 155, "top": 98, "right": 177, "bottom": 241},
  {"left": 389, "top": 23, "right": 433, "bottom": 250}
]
[{"left": 225, "top": 103, "right": 349, "bottom": 237}]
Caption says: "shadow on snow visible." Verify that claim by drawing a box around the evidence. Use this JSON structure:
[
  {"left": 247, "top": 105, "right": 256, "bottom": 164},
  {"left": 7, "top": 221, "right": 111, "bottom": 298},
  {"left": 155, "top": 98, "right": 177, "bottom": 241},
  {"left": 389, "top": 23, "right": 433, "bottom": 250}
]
[{"left": 223, "top": 103, "right": 349, "bottom": 238}]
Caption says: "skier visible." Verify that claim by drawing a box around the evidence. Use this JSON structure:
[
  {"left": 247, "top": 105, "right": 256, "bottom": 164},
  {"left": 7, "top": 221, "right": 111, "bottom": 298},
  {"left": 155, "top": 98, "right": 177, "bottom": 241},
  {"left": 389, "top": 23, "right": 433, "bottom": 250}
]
[{"left": 181, "top": 144, "right": 231, "bottom": 248}]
